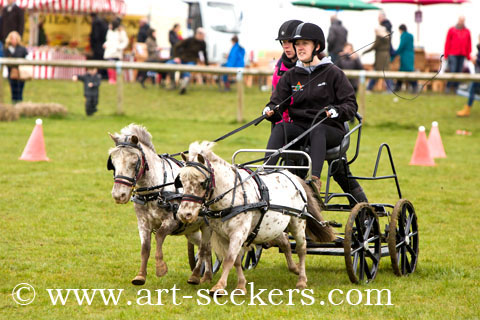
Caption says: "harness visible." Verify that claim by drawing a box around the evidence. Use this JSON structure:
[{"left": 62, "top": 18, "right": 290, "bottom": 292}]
[
  {"left": 107, "top": 144, "right": 186, "bottom": 233},
  {"left": 107, "top": 137, "right": 149, "bottom": 189},
  {"left": 179, "top": 160, "right": 309, "bottom": 246}
]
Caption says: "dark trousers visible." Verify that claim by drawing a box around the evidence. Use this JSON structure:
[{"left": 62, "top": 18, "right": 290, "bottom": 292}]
[
  {"left": 395, "top": 80, "right": 418, "bottom": 92},
  {"left": 85, "top": 95, "right": 98, "bottom": 116},
  {"left": 266, "top": 122, "right": 344, "bottom": 178},
  {"left": 447, "top": 55, "right": 465, "bottom": 91},
  {"left": 9, "top": 78, "right": 25, "bottom": 103}
]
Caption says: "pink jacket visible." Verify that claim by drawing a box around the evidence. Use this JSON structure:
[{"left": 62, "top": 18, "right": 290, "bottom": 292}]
[{"left": 272, "top": 59, "right": 292, "bottom": 123}]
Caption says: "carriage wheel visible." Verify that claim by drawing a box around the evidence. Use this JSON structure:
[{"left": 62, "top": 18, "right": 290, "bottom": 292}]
[
  {"left": 344, "top": 203, "right": 382, "bottom": 284},
  {"left": 187, "top": 241, "right": 221, "bottom": 274},
  {"left": 387, "top": 199, "right": 419, "bottom": 276},
  {"left": 242, "top": 245, "right": 263, "bottom": 270}
]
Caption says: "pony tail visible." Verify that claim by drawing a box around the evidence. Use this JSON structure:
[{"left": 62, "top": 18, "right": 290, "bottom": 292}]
[{"left": 297, "top": 178, "right": 336, "bottom": 243}]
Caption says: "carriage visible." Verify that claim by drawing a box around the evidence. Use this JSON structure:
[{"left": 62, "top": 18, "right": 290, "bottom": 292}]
[
  {"left": 230, "top": 112, "right": 419, "bottom": 283},
  {"left": 108, "top": 112, "right": 418, "bottom": 288}
]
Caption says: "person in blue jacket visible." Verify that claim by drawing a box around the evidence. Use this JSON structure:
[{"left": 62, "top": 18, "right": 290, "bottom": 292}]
[
  {"left": 221, "top": 35, "right": 245, "bottom": 91},
  {"left": 392, "top": 24, "right": 417, "bottom": 93}
]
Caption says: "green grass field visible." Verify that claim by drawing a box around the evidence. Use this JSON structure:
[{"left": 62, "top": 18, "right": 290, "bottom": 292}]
[{"left": 1, "top": 80, "right": 479, "bottom": 319}]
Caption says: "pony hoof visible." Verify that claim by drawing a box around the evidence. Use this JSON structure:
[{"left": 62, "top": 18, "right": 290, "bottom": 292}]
[
  {"left": 156, "top": 263, "right": 168, "bottom": 277},
  {"left": 187, "top": 275, "right": 201, "bottom": 285},
  {"left": 290, "top": 266, "right": 300, "bottom": 275},
  {"left": 209, "top": 288, "right": 227, "bottom": 297},
  {"left": 296, "top": 282, "right": 307, "bottom": 290},
  {"left": 200, "top": 272, "right": 213, "bottom": 283},
  {"left": 235, "top": 286, "right": 247, "bottom": 295},
  {"left": 131, "top": 276, "right": 146, "bottom": 286}
]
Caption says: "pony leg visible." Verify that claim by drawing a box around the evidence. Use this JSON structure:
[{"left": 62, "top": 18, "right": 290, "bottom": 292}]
[
  {"left": 271, "top": 232, "right": 299, "bottom": 275},
  {"left": 289, "top": 218, "right": 308, "bottom": 289},
  {"left": 199, "top": 226, "right": 213, "bottom": 284},
  {"left": 234, "top": 249, "right": 247, "bottom": 294},
  {"left": 210, "top": 233, "right": 245, "bottom": 296},
  {"left": 154, "top": 221, "right": 178, "bottom": 278},
  {"left": 132, "top": 229, "right": 151, "bottom": 285},
  {"left": 188, "top": 226, "right": 213, "bottom": 285}
]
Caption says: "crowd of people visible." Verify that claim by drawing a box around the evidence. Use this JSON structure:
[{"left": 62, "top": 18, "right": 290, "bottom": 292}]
[{"left": 0, "top": 1, "right": 479, "bottom": 118}]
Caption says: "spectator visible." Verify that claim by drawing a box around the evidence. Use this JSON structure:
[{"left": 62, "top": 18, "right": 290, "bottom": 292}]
[
  {"left": 4, "top": 31, "right": 27, "bottom": 104},
  {"left": 103, "top": 17, "right": 128, "bottom": 84},
  {"left": 168, "top": 27, "right": 208, "bottom": 95},
  {"left": 456, "top": 34, "right": 480, "bottom": 117},
  {"left": 137, "top": 17, "right": 150, "bottom": 43},
  {"left": 444, "top": 15, "right": 471, "bottom": 93},
  {"left": 327, "top": 15, "right": 347, "bottom": 63},
  {"left": 37, "top": 16, "right": 47, "bottom": 46},
  {"left": 392, "top": 24, "right": 417, "bottom": 93},
  {"left": 169, "top": 23, "right": 182, "bottom": 57},
  {"left": 363, "top": 25, "right": 393, "bottom": 92},
  {"left": 139, "top": 28, "right": 166, "bottom": 88},
  {"left": 336, "top": 43, "right": 363, "bottom": 93},
  {"left": 72, "top": 67, "right": 102, "bottom": 116},
  {"left": 221, "top": 35, "right": 245, "bottom": 91},
  {"left": 89, "top": 13, "right": 108, "bottom": 78},
  {"left": 1, "top": 0, "right": 24, "bottom": 44},
  {"left": 378, "top": 10, "right": 394, "bottom": 57}
]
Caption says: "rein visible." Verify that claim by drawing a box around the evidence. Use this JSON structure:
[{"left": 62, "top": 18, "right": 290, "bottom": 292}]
[{"left": 170, "top": 34, "right": 394, "bottom": 158}]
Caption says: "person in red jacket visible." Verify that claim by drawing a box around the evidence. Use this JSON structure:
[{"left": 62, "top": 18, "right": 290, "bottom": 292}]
[{"left": 444, "top": 16, "right": 472, "bottom": 93}]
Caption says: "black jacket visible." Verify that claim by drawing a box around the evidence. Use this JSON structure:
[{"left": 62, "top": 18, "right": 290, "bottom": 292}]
[
  {"left": 327, "top": 20, "right": 348, "bottom": 55},
  {"left": 173, "top": 37, "right": 208, "bottom": 65},
  {"left": 137, "top": 24, "right": 150, "bottom": 43},
  {"left": 90, "top": 16, "right": 108, "bottom": 59},
  {"left": 1, "top": 4, "right": 24, "bottom": 43},
  {"left": 267, "top": 61, "right": 357, "bottom": 132},
  {"left": 77, "top": 73, "right": 101, "bottom": 97}
]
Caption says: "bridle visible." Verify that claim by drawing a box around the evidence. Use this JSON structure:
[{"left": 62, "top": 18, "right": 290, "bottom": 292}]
[
  {"left": 176, "top": 160, "right": 216, "bottom": 205},
  {"left": 107, "top": 138, "right": 149, "bottom": 190}
]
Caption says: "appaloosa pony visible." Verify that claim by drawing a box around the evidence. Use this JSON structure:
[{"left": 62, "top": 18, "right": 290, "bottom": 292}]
[
  {"left": 108, "top": 124, "right": 213, "bottom": 285},
  {"left": 177, "top": 141, "right": 335, "bottom": 295}
]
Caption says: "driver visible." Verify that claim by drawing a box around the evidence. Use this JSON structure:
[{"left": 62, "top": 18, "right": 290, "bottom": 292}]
[{"left": 263, "top": 22, "right": 367, "bottom": 203}]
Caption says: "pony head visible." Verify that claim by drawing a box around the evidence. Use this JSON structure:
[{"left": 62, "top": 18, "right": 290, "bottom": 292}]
[
  {"left": 108, "top": 124, "right": 152, "bottom": 204},
  {"left": 177, "top": 141, "right": 215, "bottom": 223}
]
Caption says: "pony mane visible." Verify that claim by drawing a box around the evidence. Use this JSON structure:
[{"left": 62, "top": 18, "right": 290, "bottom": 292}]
[
  {"left": 180, "top": 166, "right": 205, "bottom": 183},
  {"left": 115, "top": 123, "right": 156, "bottom": 152},
  {"left": 188, "top": 141, "right": 216, "bottom": 161}
]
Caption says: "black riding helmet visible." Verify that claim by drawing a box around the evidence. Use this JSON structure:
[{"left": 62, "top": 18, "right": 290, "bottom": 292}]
[
  {"left": 276, "top": 19, "right": 303, "bottom": 41},
  {"left": 292, "top": 22, "right": 326, "bottom": 62}
]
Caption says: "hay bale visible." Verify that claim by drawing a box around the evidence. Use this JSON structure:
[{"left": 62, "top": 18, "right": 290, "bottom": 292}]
[
  {"left": 0, "top": 104, "right": 20, "bottom": 121},
  {"left": 15, "top": 102, "right": 68, "bottom": 118}
]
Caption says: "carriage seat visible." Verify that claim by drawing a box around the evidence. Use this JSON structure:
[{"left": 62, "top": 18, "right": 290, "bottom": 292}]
[
  {"left": 279, "top": 113, "right": 362, "bottom": 178},
  {"left": 325, "top": 121, "right": 351, "bottom": 161}
]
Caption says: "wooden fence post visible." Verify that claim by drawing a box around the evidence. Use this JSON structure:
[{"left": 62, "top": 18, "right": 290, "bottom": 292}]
[
  {"left": 0, "top": 64, "right": 4, "bottom": 104},
  {"left": 116, "top": 61, "right": 124, "bottom": 115},
  {"left": 236, "top": 68, "right": 244, "bottom": 123},
  {"left": 358, "top": 70, "right": 366, "bottom": 123}
]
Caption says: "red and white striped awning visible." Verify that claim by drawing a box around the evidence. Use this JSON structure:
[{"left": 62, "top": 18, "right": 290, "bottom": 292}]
[{"left": 0, "top": 0, "right": 126, "bottom": 15}]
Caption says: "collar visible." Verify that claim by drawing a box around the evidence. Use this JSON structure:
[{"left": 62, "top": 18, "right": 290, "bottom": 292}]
[
  {"left": 280, "top": 52, "right": 297, "bottom": 70},
  {"left": 295, "top": 56, "right": 332, "bottom": 74}
]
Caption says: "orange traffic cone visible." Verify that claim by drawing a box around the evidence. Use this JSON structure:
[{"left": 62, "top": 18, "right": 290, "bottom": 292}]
[
  {"left": 427, "top": 121, "right": 447, "bottom": 158},
  {"left": 19, "top": 119, "right": 50, "bottom": 161},
  {"left": 409, "top": 126, "right": 435, "bottom": 166}
]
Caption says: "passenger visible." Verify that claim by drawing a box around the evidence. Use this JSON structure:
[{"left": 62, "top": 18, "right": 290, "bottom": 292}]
[
  {"left": 264, "top": 22, "right": 367, "bottom": 204},
  {"left": 272, "top": 19, "right": 303, "bottom": 125}
]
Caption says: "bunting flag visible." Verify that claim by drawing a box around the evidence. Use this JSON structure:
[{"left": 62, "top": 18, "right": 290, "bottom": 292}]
[{"left": 0, "top": 0, "right": 126, "bottom": 15}]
